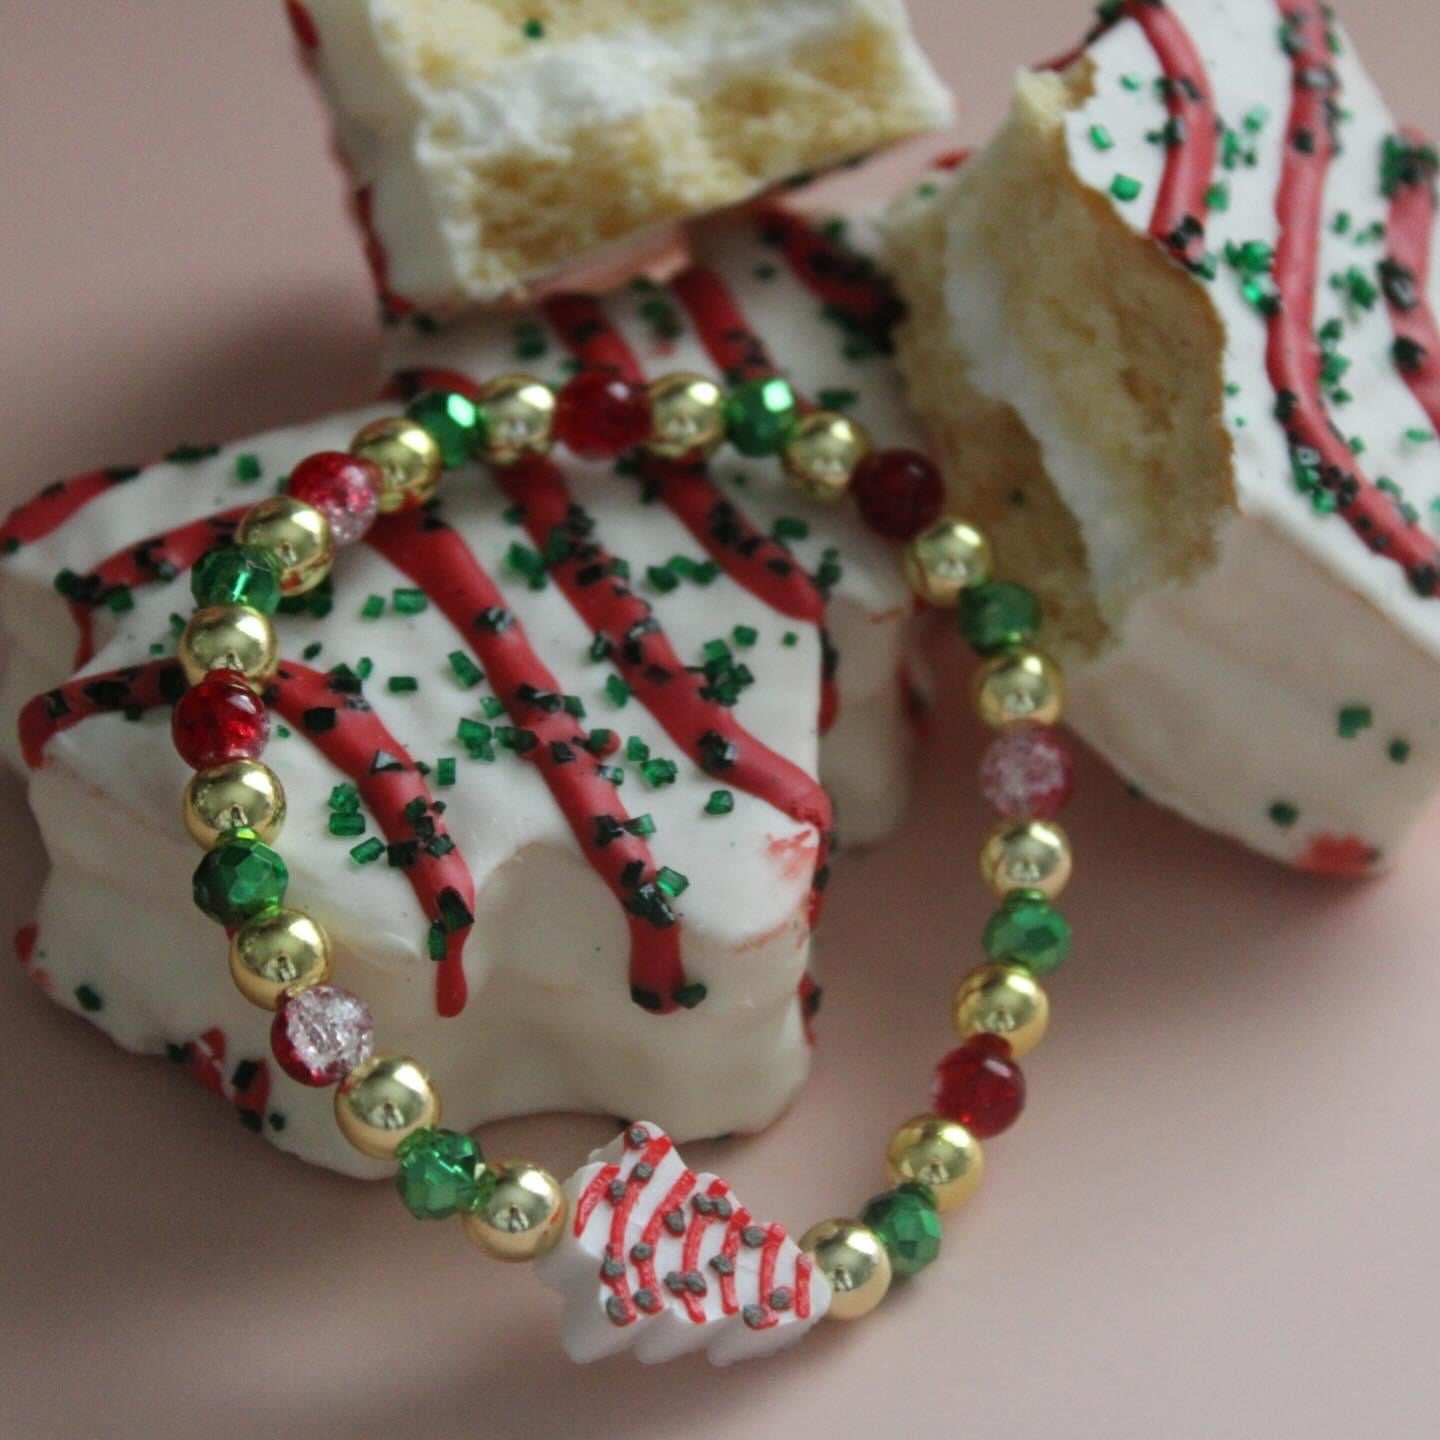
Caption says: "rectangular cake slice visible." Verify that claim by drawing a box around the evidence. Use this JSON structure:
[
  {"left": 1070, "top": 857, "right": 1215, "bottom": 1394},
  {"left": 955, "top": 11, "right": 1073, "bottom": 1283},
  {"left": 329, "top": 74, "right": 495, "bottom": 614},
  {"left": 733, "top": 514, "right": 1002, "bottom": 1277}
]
[
  {"left": 884, "top": 0, "right": 1440, "bottom": 873},
  {"left": 290, "top": 0, "right": 951, "bottom": 312}
]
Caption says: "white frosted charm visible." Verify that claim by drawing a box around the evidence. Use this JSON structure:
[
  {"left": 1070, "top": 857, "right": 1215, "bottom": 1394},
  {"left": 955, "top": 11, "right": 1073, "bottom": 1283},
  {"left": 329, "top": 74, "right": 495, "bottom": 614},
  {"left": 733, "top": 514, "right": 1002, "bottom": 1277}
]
[{"left": 537, "top": 1122, "right": 830, "bottom": 1365}]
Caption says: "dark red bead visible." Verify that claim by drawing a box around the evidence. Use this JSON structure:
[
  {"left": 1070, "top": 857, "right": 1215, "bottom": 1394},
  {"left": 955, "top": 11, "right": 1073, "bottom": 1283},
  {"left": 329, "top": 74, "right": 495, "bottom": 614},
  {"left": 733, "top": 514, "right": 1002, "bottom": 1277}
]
[
  {"left": 851, "top": 448, "right": 945, "bottom": 540},
  {"left": 554, "top": 371, "right": 653, "bottom": 460},
  {"left": 171, "top": 670, "right": 270, "bottom": 769},
  {"left": 932, "top": 1035, "right": 1026, "bottom": 1138}
]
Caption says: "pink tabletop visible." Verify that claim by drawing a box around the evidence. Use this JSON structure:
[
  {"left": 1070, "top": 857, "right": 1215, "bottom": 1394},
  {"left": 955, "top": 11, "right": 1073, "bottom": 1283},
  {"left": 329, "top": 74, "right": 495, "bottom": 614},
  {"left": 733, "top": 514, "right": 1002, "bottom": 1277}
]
[{"left": 3, "top": 4, "right": 1439, "bottom": 1436}]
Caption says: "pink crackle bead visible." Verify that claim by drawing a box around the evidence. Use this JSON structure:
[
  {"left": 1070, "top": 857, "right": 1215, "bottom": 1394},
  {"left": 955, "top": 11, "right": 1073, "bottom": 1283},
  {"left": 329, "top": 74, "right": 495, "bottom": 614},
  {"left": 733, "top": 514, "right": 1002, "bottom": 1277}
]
[
  {"left": 288, "top": 452, "right": 382, "bottom": 547},
  {"left": 271, "top": 984, "right": 375, "bottom": 1087},
  {"left": 979, "top": 725, "right": 1074, "bottom": 819}
]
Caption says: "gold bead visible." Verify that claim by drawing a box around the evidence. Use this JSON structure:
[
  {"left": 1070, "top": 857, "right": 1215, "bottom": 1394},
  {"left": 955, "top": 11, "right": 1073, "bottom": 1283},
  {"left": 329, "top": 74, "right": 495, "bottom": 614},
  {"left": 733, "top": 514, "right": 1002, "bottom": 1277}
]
[
  {"left": 236, "top": 496, "right": 334, "bottom": 596},
  {"left": 797, "top": 1218, "right": 892, "bottom": 1320},
  {"left": 904, "top": 517, "right": 993, "bottom": 607},
  {"left": 462, "top": 1160, "right": 567, "bottom": 1262},
  {"left": 228, "top": 908, "right": 331, "bottom": 1010},
  {"left": 979, "top": 817, "right": 1072, "bottom": 901},
  {"left": 476, "top": 374, "right": 556, "bottom": 466},
  {"left": 334, "top": 1054, "right": 440, "bottom": 1159},
  {"left": 953, "top": 963, "right": 1050, "bottom": 1057},
  {"left": 974, "top": 650, "right": 1065, "bottom": 728},
  {"left": 646, "top": 371, "right": 726, "bottom": 460},
  {"left": 183, "top": 759, "right": 287, "bottom": 848},
  {"left": 781, "top": 411, "right": 870, "bottom": 501},
  {"left": 885, "top": 1114, "right": 985, "bottom": 1213},
  {"left": 179, "top": 604, "right": 278, "bottom": 687},
  {"left": 351, "top": 417, "right": 444, "bottom": 512}
]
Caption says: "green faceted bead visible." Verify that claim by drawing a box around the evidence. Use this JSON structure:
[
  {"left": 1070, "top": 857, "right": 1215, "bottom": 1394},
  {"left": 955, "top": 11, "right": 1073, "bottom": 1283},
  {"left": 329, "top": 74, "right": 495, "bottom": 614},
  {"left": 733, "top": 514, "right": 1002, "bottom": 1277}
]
[
  {"left": 406, "top": 390, "right": 486, "bottom": 469},
  {"left": 192, "top": 831, "right": 288, "bottom": 926},
  {"left": 394, "top": 1127, "right": 493, "bottom": 1220},
  {"left": 191, "top": 545, "right": 282, "bottom": 615},
  {"left": 724, "top": 377, "right": 799, "bottom": 457},
  {"left": 960, "top": 581, "right": 1042, "bottom": 657},
  {"left": 861, "top": 1185, "right": 942, "bottom": 1279},
  {"left": 983, "top": 890, "right": 1071, "bottom": 975}
]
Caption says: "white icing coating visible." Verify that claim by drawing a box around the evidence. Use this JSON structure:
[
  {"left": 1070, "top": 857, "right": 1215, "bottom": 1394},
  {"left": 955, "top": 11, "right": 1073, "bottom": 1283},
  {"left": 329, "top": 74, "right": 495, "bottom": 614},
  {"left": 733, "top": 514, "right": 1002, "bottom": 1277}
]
[
  {"left": 299, "top": 0, "right": 951, "bottom": 305},
  {"left": 933, "top": 0, "right": 1440, "bottom": 868},
  {"left": 0, "top": 215, "right": 916, "bottom": 1174},
  {"left": 536, "top": 1121, "right": 830, "bottom": 1365}
]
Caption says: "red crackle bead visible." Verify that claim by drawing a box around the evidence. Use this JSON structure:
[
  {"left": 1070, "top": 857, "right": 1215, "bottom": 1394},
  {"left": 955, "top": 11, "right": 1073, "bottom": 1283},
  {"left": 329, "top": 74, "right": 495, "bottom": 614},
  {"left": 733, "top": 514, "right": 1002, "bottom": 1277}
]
[
  {"left": 555, "top": 371, "right": 653, "bottom": 460},
  {"left": 270, "top": 984, "right": 375, "bottom": 1087},
  {"left": 288, "top": 451, "right": 382, "bottom": 547},
  {"left": 172, "top": 670, "right": 270, "bottom": 769},
  {"left": 850, "top": 448, "right": 945, "bottom": 540},
  {"left": 933, "top": 1035, "right": 1026, "bottom": 1138},
  {"left": 980, "top": 725, "right": 1075, "bottom": 819}
]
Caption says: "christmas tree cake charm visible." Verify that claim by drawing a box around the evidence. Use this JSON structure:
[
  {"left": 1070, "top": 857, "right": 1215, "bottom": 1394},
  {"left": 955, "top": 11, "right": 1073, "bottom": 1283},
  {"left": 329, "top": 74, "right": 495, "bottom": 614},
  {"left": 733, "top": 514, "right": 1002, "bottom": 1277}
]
[{"left": 536, "top": 1122, "right": 830, "bottom": 1365}]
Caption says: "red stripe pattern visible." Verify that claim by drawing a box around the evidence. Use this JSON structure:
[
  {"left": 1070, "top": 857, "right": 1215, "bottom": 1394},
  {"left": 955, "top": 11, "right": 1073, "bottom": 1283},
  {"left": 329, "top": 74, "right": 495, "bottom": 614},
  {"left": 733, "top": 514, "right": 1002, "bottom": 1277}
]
[{"left": 1382, "top": 126, "right": 1440, "bottom": 438}]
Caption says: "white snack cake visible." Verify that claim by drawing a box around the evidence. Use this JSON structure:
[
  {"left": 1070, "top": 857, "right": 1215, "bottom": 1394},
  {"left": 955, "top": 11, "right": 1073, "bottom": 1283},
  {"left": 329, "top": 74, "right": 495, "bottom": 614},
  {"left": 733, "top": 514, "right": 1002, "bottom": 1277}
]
[
  {"left": 536, "top": 1121, "right": 829, "bottom": 1365},
  {"left": 884, "top": 0, "right": 1440, "bottom": 874},
  {"left": 287, "top": 0, "right": 951, "bottom": 310},
  {"left": 0, "top": 211, "right": 918, "bottom": 1176}
]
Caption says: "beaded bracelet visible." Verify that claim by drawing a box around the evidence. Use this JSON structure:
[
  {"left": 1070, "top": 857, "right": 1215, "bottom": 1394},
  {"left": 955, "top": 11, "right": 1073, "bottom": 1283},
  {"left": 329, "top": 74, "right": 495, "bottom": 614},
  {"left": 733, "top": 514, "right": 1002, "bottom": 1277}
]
[{"left": 171, "top": 367, "right": 1073, "bottom": 1364}]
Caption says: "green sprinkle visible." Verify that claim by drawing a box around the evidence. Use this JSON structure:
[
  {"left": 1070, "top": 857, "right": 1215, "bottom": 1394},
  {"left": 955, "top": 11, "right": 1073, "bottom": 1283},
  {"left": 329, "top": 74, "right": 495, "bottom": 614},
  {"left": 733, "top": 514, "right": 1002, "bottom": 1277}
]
[
  {"left": 448, "top": 651, "right": 484, "bottom": 688},
  {"left": 626, "top": 736, "right": 651, "bottom": 764},
  {"left": 506, "top": 543, "right": 548, "bottom": 590},
  {"left": 393, "top": 587, "right": 428, "bottom": 615},
  {"left": 276, "top": 725, "right": 291, "bottom": 739},
  {"left": 641, "top": 758, "right": 679, "bottom": 788},
  {"left": 1332, "top": 210, "right": 1352, "bottom": 234},
  {"left": 1389, "top": 738, "right": 1412, "bottom": 764},
  {"left": 655, "top": 866, "right": 689, "bottom": 898},
  {"left": 233, "top": 453, "right": 263, "bottom": 483},
  {"left": 732, "top": 625, "right": 758, "bottom": 648},
  {"left": 302, "top": 641, "right": 323, "bottom": 661},
  {"left": 436, "top": 757, "right": 457, "bottom": 786},
  {"left": 329, "top": 782, "right": 361, "bottom": 815},
  {"left": 480, "top": 695, "right": 505, "bottom": 720},
  {"left": 75, "top": 984, "right": 103, "bottom": 1013},
  {"left": 522, "top": 17, "right": 545, "bottom": 39},
  {"left": 350, "top": 837, "right": 385, "bottom": 865},
  {"left": 1205, "top": 180, "right": 1231, "bottom": 212},
  {"left": 356, "top": 658, "right": 374, "bottom": 681},
  {"left": 627, "top": 813, "right": 656, "bottom": 838},
  {"left": 704, "top": 789, "right": 735, "bottom": 816},
  {"left": 387, "top": 676, "right": 419, "bottom": 694},
  {"left": 1089, "top": 124, "right": 1115, "bottom": 152},
  {"left": 106, "top": 586, "right": 134, "bottom": 615},
  {"left": 329, "top": 812, "right": 367, "bottom": 838},
  {"left": 816, "top": 387, "right": 859, "bottom": 411},
  {"left": 427, "top": 922, "right": 447, "bottom": 962},
  {"left": 1337, "top": 704, "right": 1373, "bottom": 739},
  {"left": 772, "top": 515, "right": 810, "bottom": 543},
  {"left": 646, "top": 563, "right": 680, "bottom": 594},
  {"left": 1120, "top": 72, "right": 1143, "bottom": 92},
  {"left": 1242, "top": 105, "right": 1270, "bottom": 135},
  {"left": 584, "top": 729, "right": 615, "bottom": 754},
  {"left": 361, "top": 594, "right": 385, "bottom": 619},
  {"left": 1268, "top": 801, "right": 1299, "bottom": 828},
  {"left": 1405, "top": 427, "right": 1435, "bottom": 444},
  {"left": 457, "top": 718, "right": 492, "bottom": 747},
  {"left": 782, "top": 632, "right": 799, "bottom": 647},
  {"left": 605, "top": 675, "right": 631, "bottom": 707},
  {"left": 1110, "top": 174, "right": 1143, "bottom": 203}
]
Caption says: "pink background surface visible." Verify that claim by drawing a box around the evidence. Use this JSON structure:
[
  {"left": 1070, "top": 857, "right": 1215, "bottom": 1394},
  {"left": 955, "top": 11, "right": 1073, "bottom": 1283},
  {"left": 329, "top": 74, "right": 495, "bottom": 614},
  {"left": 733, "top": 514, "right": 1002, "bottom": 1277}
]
[{"left": 3, "top": 3, "right": 1440, "bottom": 1436}]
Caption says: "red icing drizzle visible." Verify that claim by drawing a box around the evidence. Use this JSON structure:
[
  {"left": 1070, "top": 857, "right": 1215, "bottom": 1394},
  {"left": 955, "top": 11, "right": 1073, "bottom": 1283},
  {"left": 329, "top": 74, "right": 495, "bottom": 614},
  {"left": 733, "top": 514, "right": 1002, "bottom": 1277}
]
[
  {"left": 66, "top": 508, "right": 245, "bottom": 668},
  {"left": 633, "top": 1167, "right": 698, "bottom": 1304},
  {"left": 679, "top": 1178, "right": 731, "bottom": 1324},
  {"left": 668, "top": 267, "right": 790, "bottom": 386},
  {"left": 268, "top": 662, "right": 475, "bottom": 1017},
  {"left": 495, "top": 457, "right": 834, "bottom": 923},
  {"left": 19, "top": 660, "right": 184, "bottom": 769},
  {"left": 1123, "top": 2, "right": 1219, "bottom": 266},
  {"left": 14, "top": 924, "right": 37, "bottom": 969},
  {"left": 283, "top": 0, "right": 320, "bottom": 52},
  {"left": 1297, "top": 833, "right": 1379, "bottom": 878},
  {"left": 1263, "top": 0, "right": 1440, "bottom": 594},
  {"left": 17, "top": 656, "right": 478, "bottom": 1017},
  {"left": 751, "top": 207, "right": 904, "bottom": 354},
  {"left": 366, "top": 508, "right": 691, "bottom": 1011},
  {"left": 185, "top": 1026, "right": 272, "bottom": 1128},
  {"left": 0, "top": 466, "right": 132, "bottom": 554},
  {"left": 1383, "top": 126, "right": 1440, "bottom": 436}
]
